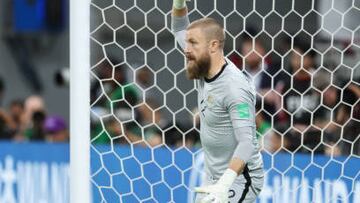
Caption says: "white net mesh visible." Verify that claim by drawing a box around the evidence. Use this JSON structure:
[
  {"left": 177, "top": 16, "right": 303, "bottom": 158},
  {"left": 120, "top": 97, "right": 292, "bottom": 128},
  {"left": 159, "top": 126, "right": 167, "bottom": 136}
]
[{"left": 89, "top": 0, "right": 360, "bottom": 202}]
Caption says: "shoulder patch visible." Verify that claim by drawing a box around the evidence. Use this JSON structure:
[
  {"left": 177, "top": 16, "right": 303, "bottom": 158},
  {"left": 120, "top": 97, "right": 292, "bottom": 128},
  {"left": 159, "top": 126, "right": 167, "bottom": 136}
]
[{"left": 237, "top": 103, "right": 250, "bottom": 119}]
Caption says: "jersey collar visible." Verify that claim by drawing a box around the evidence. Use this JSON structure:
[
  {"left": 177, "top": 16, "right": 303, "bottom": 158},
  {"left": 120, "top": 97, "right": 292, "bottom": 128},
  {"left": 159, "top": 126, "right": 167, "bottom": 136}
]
[{"left": 204, "top": 62, "right": 228, "bottom": 83}]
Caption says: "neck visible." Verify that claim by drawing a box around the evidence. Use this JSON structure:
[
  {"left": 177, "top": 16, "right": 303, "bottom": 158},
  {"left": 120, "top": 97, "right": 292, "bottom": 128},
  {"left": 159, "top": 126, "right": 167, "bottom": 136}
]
[{"left": 206, "top": 53, "right": 226, "bottom": 79}]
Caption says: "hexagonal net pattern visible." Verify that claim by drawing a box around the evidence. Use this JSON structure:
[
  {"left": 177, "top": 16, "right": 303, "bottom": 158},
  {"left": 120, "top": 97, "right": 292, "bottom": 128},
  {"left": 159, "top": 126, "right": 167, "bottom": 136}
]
[{"left": 89, "top": 0, "right": 360, "bottom": 202}]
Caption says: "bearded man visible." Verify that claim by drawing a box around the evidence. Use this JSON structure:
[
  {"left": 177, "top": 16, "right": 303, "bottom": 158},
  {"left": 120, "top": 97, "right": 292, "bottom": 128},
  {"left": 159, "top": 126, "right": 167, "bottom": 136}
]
[{"left": 171, "top": 1, "right": 264, "bottom": 202}]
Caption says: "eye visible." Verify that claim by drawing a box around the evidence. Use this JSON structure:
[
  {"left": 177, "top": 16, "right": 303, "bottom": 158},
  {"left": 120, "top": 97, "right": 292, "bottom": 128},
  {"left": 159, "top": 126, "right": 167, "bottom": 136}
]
[{"left": 188, "top": 39, "right": 197, "bottom": 45}]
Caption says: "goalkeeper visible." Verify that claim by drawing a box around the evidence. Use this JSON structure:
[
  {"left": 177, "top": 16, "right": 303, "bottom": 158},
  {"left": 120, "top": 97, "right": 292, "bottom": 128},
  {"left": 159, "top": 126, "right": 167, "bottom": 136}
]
[{"left": 171, "top": 1, "right": 264, "bottom": 202}]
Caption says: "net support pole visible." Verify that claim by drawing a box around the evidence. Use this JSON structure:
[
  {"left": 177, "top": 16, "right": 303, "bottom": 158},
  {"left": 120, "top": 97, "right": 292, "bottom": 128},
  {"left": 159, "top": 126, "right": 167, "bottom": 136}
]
[{"left": 70, "top": 0, "right": 91, "bottom": 202}]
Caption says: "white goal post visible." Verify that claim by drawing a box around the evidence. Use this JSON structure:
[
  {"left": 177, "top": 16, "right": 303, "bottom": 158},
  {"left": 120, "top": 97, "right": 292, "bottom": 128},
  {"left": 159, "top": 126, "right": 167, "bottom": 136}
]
[{"left": 70, "top": 0, "right": 91, "bottom": 202}]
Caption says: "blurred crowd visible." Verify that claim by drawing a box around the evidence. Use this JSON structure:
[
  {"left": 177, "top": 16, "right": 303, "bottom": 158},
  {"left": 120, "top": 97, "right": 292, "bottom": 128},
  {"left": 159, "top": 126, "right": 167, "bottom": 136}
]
[
  {"left": 88, "top": 29, "right": 360, "bottom": 157},
  {"left": 0, "top": 90, "right": 69, "bottom": 142},
  {"left": 89, "top": 59, "right": 201, "bottom": 149},
  {"left": 1, "top": 30, "right": 359, "bottom": 157},
  {"left": 230, "top": 30, "right": 360, "bottom": 157}
]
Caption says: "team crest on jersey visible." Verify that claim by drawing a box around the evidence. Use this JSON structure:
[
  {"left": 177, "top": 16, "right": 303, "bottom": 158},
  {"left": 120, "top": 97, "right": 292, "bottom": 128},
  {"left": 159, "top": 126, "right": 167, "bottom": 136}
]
[{"left": 207, "top": 95, "right": 214, "bottom": 107}]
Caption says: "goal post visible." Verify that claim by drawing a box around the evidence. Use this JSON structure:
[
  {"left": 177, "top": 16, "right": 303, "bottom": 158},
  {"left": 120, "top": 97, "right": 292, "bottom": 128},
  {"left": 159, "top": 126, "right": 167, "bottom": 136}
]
[{"left": 70, "top": 0, "right": 91, "bottom": 202}]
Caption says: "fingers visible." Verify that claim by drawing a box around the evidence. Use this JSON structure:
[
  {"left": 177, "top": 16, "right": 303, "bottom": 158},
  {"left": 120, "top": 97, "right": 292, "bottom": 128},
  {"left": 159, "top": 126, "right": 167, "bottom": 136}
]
[
  {"left": 194, "top": 186, "right": 211, "bottom": 193},
  {"left": 201, "top": 194, "right": 216, "bottom": 203}
]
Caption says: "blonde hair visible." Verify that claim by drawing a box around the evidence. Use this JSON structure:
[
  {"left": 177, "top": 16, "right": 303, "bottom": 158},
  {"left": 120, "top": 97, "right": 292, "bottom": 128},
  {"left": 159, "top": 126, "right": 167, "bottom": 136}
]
[{"left": 187, "top": 18, "right": 226, "bottom": 49}]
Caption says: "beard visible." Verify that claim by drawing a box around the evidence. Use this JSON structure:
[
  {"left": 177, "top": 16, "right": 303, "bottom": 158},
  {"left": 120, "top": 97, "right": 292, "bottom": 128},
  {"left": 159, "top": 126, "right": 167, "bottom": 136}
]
[{"left": 185, "top": 52, "right": 211, "bottom": 80}]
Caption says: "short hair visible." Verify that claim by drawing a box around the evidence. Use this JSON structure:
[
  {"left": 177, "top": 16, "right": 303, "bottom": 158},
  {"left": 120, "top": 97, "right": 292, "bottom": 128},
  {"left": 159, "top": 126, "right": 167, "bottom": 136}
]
[{"left": 187, "top": 18, "right": 226, "bottom": 49}]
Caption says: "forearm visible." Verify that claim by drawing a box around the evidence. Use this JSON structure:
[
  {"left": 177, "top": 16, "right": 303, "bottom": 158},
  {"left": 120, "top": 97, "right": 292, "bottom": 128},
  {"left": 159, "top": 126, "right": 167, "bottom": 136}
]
[
  {"left": 171, "top": 0, "right": 190, "bottom": 49},
  {"left": 229, "top": 127, "right": 255, "bottom": 174},
  {"left": 229, "top": 157, "right": 246, "bottom": 175},
  {"left": 194, "top": 128, "right": 255, "bottom": 201},
  {"left": 172, "top": 0, "right": 188, "bottom": 15},
  {"left": 171, "top": 0, "right": 190, "bottom": 32},
  {"left": 171, "top": 15, "right": 190, "bottom": 33},
  {"left": 172, "top": 7, "right": 187, "bottom": 17}
]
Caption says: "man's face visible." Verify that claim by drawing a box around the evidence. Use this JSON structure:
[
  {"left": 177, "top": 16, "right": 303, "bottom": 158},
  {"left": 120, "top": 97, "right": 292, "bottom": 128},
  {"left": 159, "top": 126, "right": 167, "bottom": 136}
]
[
  {"left": 184, "top": 28, "right": 211, "bottom": 79},
  {"left": 242, "top": 41, "right": 264, "bottom": 70}
]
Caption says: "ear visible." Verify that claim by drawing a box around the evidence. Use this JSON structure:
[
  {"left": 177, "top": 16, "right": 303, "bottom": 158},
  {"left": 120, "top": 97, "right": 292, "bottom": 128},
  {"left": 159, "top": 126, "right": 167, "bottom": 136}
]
[{"left": 209, "top": 40, "right": 219, "bottom": 53}]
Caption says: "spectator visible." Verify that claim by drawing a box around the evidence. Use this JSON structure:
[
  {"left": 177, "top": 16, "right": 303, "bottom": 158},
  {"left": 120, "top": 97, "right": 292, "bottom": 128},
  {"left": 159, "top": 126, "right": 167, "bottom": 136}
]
[
  {"left": 23, "top": 110, "right": 46, "bottom": 141},
  {"left": 91, "top": 61, "right": 138, "bottom": 105},
  {"left": 136, "top": 66, "right": 154, "bottom": 90},
  {"left": 275, "top": 40, "right": 321, "bottom": 131},
  {"left": 18, "top": 95, "right": 47, "bottom": 141},
  {"left": 23, "top": 95, "right": 46, "bottom": 127},
  {"left": 240, "top": 33, "right": 277, "bottom": 93},
  {"left": 0, "top": 109, "right": 16, "bottom": 140},
  {"left": 90, "top": 59, "right": 140, "bottom": 145},
  {"left": 112, "top": 64, "right": 138, "bottom": 105},
  {"left": 8, "top": 99, "right": 25, "bottom": 139},
  {"left": 321, "top": 105, "right": 360, "bottom": 157},
  {"left": 316, "top": 81, "right": 360, "bottom": 156},
  {"left": 262, "top": 40, "right": 331, "bottom": 155},
  {"left": 44, "top": 116, "right": 69, "bottom": 142},
  {"left": 235, "top": 32, "right": 280, "bottom": 140},
  {"left": 9, "top": 99, "right": 24, "bottom": 125}
]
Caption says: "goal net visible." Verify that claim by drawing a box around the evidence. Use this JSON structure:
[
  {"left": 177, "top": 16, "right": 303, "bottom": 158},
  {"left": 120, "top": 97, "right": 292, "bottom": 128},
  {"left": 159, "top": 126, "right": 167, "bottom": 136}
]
[{"left": 88, "top": 0, "right": 360, "bottom": 202}]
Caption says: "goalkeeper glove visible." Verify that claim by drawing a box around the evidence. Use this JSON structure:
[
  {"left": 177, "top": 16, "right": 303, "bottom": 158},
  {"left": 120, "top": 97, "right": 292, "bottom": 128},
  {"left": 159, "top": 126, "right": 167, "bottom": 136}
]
[
  {"left": 194, "top": 169, "right": 238, "bottom": 203},
  {"left": 173, "top": 0, "right": 190, "bottom": 9}
]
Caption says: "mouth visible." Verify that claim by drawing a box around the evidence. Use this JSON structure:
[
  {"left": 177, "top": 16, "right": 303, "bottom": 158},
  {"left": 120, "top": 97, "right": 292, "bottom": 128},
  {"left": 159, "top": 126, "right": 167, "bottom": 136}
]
[{"left": 185, "top": 54, "right": 195, "bottom": 61}]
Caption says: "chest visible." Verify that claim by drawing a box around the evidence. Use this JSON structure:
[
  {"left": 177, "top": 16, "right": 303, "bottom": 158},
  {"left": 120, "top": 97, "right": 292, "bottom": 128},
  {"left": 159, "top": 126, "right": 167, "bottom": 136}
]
[{"left": 197, "top": 83, "right": 229, "bottom": 127}]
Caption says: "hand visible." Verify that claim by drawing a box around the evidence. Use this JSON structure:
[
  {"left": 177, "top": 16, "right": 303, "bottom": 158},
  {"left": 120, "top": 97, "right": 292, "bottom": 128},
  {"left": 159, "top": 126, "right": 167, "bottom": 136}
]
[
  {"left": 194, "top": 169, "right": 237, "bottom": 203},
  {"left": 195, "top": 183, "right": 229, "bottom": 203}
]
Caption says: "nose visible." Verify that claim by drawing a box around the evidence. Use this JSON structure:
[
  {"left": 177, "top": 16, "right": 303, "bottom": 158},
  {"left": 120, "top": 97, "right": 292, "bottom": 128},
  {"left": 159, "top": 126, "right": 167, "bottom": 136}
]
[{"left": 184, "top": 44, "right": 190, "bottom": 54}]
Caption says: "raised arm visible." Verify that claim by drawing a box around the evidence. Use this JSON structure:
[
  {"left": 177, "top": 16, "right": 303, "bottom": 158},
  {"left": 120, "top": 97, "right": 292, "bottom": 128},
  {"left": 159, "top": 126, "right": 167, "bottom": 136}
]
[{"left": 171, "top": 0, "right": 190, "bottom": 50}]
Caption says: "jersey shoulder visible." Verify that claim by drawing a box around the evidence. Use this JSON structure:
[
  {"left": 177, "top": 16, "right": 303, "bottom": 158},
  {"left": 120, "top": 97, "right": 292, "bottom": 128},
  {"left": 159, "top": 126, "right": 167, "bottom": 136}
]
[
  {"left": 223, "top": 60, "right": 253, "bottom": 90},
  {"left": 221, "top": 60, "right": 256, "bottom": 103}
]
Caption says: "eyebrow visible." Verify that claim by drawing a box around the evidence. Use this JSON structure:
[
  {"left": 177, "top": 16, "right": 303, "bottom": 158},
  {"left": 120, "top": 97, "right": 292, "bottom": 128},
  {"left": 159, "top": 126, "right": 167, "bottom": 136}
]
[{"left": 187, "top": 38, "right": 197, "bottom": 43}]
